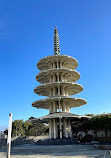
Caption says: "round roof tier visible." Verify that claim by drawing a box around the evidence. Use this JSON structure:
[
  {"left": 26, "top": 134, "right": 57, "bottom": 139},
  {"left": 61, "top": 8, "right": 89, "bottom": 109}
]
[
  {"left": 34, "top": 82, "right": 83, "bottom": 96},
  {"left": 36, "top": 68, "right": 80, "bottom": 84},
  {"left": 32, "top": 97, "right": 87, "bottom": 109},
  {"left": 30, "top": 112, "right": 91, "bottom": 123},
  {"left": 37, "top": 55, "right": 78, "bottom": 71}
]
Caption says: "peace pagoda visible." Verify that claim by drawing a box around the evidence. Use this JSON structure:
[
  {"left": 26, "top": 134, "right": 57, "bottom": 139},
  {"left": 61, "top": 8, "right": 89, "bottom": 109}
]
[{"left": 32, "top": 27, "right": 89, "bottom": 140}]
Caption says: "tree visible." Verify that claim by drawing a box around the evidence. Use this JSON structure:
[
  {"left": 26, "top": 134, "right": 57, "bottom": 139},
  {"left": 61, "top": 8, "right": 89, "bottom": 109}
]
[
  {"left": 4, "top": 119, "right": 49, "bottom": 137},
  {"left": 23, "top": 121, "right": 33, "bottom": 136},
  {"left": 72, "top": 113, "right": 111, "bottom": 137},
  {"left": 4, "top": 129, "right": 8, "bottom": 135},
  {"left": 12, "top": 120, "right": 25, "bottom": 136},
  {"left": 28, "top": 123, "right": 48, "bottom": 136}
]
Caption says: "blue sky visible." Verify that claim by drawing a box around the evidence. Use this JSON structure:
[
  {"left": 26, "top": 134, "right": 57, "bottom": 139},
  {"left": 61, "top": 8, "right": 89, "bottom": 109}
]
[{"left": 0, "top": 0, "right": 111, "bottom": 131}]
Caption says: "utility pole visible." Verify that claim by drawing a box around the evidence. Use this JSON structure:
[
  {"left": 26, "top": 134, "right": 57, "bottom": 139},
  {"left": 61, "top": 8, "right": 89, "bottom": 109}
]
[{"left": 7, "top": 113, "right": 12, "bottom": 158}]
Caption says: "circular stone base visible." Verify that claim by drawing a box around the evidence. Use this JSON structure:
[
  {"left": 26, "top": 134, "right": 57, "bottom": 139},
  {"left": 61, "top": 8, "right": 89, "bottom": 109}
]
[{"left": 36, "top": 138, "right": 77, "bottom": 145}]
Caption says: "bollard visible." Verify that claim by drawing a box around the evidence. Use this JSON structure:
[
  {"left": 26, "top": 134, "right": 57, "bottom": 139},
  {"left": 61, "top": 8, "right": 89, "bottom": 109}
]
[{"left": 7, "top": 113, "right": 12, "bottom": 158}]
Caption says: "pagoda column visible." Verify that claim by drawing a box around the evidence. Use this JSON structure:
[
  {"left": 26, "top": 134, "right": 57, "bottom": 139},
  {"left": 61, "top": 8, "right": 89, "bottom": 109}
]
[
  {"left": 61, "top": 73, "right": 63, "bottom": 81},
  {"left": 58, "top": 86, "right": 60, "bottom": 96},
  {"left": 60, "top": 61, "right": 62, "bottom": 68},
  {"left": 62, "top": 88, "right": 65, "bottom": 96},
  {"left": 54, "top": 119, "right": 57, "bottom": 139},
  {"left": 53, "top": 74, "right": 55, "bottom": 82},
  {"left": 66, "top": 105, "right": 70, "bottom": 112},
  {"left": 67, "top": 119, "right": 72, "bottom": 138},
  {"left": 49, "top": 120, "right": 54, "bottom": 139},
  {"left": 50, "top": 76, "right": 52, "bottom": 83},
  {"left": 53, "top": 102, "right": 57, "bottom": 112},
  {"left": 49, "top": 88, "right": 51, "bottom": 97},
  {"left": 63, "top": 118, "right": 66, "bottom": 138},
  {"left": 66, "top": 90, "right": 69, "bottom": 96},
  {"left": 53, "top": 87, "right": 55, "bottom": 96},
  {"left": 51, "top": 120, "right": 54, "bottom": 138},
  {"left": 63, "top": 118, "right": 68, "bottom": 138},
  {"left": 62, "top": 102, "right": 66, "bottom": 112},
  {"left": 49, "top": 120, "right": 51, "bottom": 139},
  {"left": 59, "top": 118, "right": 62, "bottom": 138},
  {"left": 49, "top": 103, "right": 53, "bottom": 113}
]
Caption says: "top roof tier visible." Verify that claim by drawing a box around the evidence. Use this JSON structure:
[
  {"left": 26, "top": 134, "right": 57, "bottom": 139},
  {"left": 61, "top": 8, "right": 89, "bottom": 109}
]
[{"left": 37, "top": 55, "right": 78, "bottom": 71}]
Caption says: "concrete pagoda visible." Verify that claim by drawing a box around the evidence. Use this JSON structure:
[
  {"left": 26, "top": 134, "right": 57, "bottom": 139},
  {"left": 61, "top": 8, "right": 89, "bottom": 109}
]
[{"left": 32, "top": 27, "right": 88, "bottom": 139}]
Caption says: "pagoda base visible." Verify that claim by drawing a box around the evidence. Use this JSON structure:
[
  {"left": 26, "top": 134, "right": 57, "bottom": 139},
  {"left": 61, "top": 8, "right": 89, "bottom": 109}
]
[{"left": 36, "top": 137, "right": 77, "bottom": 145}]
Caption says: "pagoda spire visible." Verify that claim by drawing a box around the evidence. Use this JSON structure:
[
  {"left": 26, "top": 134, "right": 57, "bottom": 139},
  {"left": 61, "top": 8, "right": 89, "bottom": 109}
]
[{"left": 54, "top": 26, "right": 60, "bottom": 55}]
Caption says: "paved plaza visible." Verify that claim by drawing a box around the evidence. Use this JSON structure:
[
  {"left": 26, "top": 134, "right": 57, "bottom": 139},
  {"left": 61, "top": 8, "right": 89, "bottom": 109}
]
[{"left": 0, "top": 144, "right": 110, "bottom": 158}]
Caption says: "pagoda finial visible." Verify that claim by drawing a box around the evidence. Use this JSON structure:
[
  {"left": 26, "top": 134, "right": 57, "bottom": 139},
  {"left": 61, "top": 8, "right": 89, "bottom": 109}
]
[{"left": 54, "top": 26, "right": 60, "bottom": 55}]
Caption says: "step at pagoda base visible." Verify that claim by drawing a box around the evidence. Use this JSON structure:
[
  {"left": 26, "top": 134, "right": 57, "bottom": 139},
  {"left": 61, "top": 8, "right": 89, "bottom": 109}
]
[{"left": 36, "top": 138, "right": 77, "bottom": 145}]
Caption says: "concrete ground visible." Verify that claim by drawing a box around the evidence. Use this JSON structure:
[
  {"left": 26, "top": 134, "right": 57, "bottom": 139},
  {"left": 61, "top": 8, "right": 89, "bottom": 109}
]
[{"left": 0, "top": 144, "right": 110, "bottom": 158}]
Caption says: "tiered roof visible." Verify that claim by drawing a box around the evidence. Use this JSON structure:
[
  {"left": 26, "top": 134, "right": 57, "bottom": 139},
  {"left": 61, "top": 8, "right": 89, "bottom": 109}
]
[{"left": 31, "top": 112, "right": 91, "bottom": 123}]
